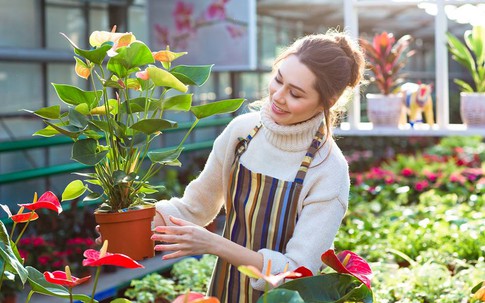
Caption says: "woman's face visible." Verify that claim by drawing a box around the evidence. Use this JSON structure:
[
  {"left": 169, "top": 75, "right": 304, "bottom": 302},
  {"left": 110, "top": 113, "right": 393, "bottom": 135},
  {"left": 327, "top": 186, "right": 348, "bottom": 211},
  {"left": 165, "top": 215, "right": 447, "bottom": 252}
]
[{"left": 268, "top": 55, "right": 323, "bottom": 125}]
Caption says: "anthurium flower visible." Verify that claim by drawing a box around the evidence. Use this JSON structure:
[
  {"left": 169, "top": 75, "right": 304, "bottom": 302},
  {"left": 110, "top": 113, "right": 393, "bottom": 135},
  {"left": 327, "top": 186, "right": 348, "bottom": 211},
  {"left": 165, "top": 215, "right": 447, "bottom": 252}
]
[
  {"left": 44, "top": 266, "right": 91, "bottom": 288},
  {"left": 89, "top": 26, "right": 136, "bottom": 49},
  {"left": 82, "top": 240, "right": 144, "bottom": 269},
  {"left": 19, "top": 191, "right": 62, "bottom": 214},
  {"left": 1, "top": 204, "right": 39, "bottom": 223},
  {"left": 172, "top": 291, "right": 219, "bottom": 303},
  {"left": 152, "top": 48, "right": 187, "bottom": 63},
  {"left": 472, "top": 281, "right": 485, "bottom": 301},
  {"left": 74, "top": 57, "right": 92, "bottom": 79},
  {"left": 238, "top": 260, "right": 302, "bottom": 287},
  {"left": 321, "top": 249, "right": 373, "bottom": 289}
]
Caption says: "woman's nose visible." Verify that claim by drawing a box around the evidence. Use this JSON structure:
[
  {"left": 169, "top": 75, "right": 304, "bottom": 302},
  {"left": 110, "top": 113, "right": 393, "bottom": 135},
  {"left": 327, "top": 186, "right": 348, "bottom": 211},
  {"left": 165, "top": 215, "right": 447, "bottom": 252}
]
[{"left": 272, "top": 86, "right": 285, "bottom": 104}]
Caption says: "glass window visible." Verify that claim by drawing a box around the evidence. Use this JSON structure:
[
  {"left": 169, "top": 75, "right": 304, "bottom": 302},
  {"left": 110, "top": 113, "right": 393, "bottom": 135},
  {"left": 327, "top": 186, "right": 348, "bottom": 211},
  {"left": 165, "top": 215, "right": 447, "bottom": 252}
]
[
  {"left": 0, "top": 0, "right": 41, "bottom": 47},
  {"left": 129, "top": 4, "right": 149, "bottom": 42},
  {"left": 46, "top": 5, "right": 85, "bottom": 49}
]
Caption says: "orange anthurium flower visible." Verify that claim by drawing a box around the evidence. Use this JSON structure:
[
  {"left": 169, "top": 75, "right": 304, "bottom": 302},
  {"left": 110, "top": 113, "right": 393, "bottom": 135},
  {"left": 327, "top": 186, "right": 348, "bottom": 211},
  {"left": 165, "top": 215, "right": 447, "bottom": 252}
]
[
  {"left": 238, "top": 260, "right": 302, "bottom": 287},
  {"left": 82, "top": 240, "right": 144, "bottom": 269},
  {"left": 473, "top": 282, "right": 485, "bottom": 301},
  {"left": 172, "top": 292, "right": 220, "bottom": 303},
  {"left": 74, "top": 57, "right": 91, "bottom": 79},
  {"left": 44, "top": 266, "right": 91, "bottom": 288},
  {"left": 19, "top": 191, "right": 62, "bottom": 214},
  {"left": 1, "top": 204, "right": 39, "bottom": 223},
  {"left": 321, "top": 249, "right": 373, "bottom": 289},
  {"left": 152, "top": 48, "right": 187, "bottom": 63}
]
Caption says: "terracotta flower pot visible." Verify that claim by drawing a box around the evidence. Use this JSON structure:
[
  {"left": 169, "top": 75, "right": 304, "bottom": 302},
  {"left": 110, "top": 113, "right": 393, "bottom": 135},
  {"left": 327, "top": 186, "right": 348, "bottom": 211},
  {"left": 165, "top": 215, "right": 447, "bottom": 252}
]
[{"left": 95, "top": 206, "right": 156, "bottom": 260}]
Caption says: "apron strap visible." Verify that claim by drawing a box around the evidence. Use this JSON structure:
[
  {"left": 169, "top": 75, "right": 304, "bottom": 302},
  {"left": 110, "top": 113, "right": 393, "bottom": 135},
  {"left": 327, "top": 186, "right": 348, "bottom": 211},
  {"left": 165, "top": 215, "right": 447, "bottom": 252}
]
[
  {"left": 234, "top": 122, "right": 262, "bottom": 160},
  {"left": 294, "top": 122, "right": 326, "bottom": 184}
]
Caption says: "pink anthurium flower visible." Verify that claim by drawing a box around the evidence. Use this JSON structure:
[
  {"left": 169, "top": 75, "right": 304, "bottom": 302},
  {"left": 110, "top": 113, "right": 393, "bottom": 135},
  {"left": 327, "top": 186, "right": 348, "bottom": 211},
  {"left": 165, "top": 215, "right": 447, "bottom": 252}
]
[
  {"left": 82, "top": 240, "right": 144, "bottom": 269},
  {"left": 172, "top": 291, "right": 220, "bottom": 303},
  {"left": 238, "top": 260, "right": 302, "bottom": 287},
  {"left": 136, "top": 70, "right": 149, "bottom": 80},
  {"left": 321, "top": 249, "right": 373, "bottom": 289},
  {"left": 19, "top": 191, "right": 62, "bottom": 214},
  {"left": 44, "top": 266, "right": 91, "bottom": 288},
  {"left": 0, "top": 204, "right": 39, "bottom": 223}
]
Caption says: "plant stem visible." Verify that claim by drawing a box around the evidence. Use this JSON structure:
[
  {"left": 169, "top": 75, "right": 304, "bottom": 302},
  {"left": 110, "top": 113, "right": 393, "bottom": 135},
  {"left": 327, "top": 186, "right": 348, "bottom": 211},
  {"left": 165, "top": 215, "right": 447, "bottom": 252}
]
[
  {"left": 177, "top": 119, "right": 199, "bottom": 150},
  {"left": 14, "top": 212, "right": 35, "bottom": 245},
  {"left": 69, "top": 287, "right": 73, "bottom": 303},
  {"left": 90, "top": 267, "right": 102, "bottom": 303},
  {"left": 0, "top": 262, "right": 6, "bottom": 290},
  {"left": 25, "top": 290, "right": 34, "bottom": 303}
]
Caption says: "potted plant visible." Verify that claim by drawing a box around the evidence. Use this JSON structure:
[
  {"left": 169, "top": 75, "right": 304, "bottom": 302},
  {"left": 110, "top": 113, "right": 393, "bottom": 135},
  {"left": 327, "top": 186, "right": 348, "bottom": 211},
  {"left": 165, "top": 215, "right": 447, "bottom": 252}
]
[
  {"left": 28, "top": 26, "right": 244, "bottom": 260},
  {"left": 359, "top": 32, "right": 414, "bottom": 127},
  {"left": 446, "top": 24, "right": 485, "bottom": 127}
]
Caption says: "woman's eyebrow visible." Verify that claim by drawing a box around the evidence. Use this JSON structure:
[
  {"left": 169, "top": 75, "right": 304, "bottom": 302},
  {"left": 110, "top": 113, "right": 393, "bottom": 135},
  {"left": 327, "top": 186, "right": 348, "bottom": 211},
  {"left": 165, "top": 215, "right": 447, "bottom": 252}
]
[{"left": 278, "top": 70, "right": 307, "bottom": 94}]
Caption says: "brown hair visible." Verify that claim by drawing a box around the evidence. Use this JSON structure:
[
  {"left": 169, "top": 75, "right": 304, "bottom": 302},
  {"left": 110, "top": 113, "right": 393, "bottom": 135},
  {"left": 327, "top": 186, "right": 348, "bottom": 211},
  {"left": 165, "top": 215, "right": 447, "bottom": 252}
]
[{"left": 273, "top": 30, "right": 365, "bottom": 136}]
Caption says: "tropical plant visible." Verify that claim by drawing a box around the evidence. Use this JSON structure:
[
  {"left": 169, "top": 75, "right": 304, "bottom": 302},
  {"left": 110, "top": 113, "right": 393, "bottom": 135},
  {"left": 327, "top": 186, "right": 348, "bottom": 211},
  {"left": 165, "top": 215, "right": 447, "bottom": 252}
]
[
  {"left": 359, "top": 32, "right": 415, "bottom": 95},
  {"left": 446, "top": 25, "right": 485, "bottom": 92},
  {"left": 239, "top": 249, "right": 374, "bottom": 303},
  {"left": 27, "top": 26, "right": 244, "bottom": 212}
]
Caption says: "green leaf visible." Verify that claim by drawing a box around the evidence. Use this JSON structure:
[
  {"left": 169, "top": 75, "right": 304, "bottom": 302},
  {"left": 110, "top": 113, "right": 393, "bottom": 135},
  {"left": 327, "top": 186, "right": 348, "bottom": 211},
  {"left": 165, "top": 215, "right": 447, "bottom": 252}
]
[
  {"left": 120, "top": 97, "right": 160, "bottom": 114},
  {"left": 24, "top": 105, "right": 61, "bottom": 119},
  {"left": 33, "top": 125, "right": 60, "bottom": 137},
  {"left": 74, "top": 43, "right": 113, "bottom": 65},
  {"left": 191, "top": 98, "right": 245, "bottom": 119},
  {"left": 71, "top": 138, "right": 108, "bottom": 165},
  {"left": 44, "top": 121, "right": 82, "bottom": 139},
  {"left": 162, "top": 94, "right": 192, "bottom": 111},
  {"left": 147, "top": 66, "right": 188, "bottom": 93},
  {"left": 89, "top": 120, "right": 109, "bottom": 132},
  {"left": 107, "top": 41, "right": 154, "bottom": 78},
  {"left": 113, "top": 171, "right": 137, "bottom": 185},
  {"left": 171, "top": 65, "right": 213, "bottom": 86},
  {"left": 130, "top": 119, "right": 177, "bottom": 135},
  {"left": 52, "top": 83, "right": 102, "bottom": 107},
  {"left": 62, "top": 180, "right": 87, "bottom": 201},
  {"left": 257, "top": 289, "right": 305, "bottom": 303},
  {"left": 68, "top": 108, "right": 89, "bottom": 129},
  {"left": 110, "top": 299, "right": 133, "bottom": 303},
  {"left": 277, "top": 273, "right": 374, "bottom": 303},
  {"left": 148, "top": 147, "right": 184, "bottom": 166},
  {"left": 0, "top": 222, "right": 29, "bottom": 284},
  {"left": 26, "top": 266, "right": 97, "bottom": 303}
]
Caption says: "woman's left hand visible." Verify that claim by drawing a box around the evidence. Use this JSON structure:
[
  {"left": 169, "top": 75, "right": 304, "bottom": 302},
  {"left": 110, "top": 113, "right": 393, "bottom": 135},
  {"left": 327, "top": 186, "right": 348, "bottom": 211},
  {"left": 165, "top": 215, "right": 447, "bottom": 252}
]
[{"left": 152, "top": 216, "right": 217, "bottom": 260}]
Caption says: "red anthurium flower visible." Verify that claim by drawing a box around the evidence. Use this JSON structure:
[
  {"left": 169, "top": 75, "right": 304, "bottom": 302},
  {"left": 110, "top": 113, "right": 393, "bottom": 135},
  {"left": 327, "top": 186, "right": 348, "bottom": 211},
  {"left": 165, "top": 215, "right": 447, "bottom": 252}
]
[
  {"left": 1, "top": 204, "right": 39, "bottom": 223},
  {"left": 82, "top": 240, "right": 144, "bottom": 269},
  {"left": 238, "top": 260, "right": 303, "bottom": 287},
  {"left": 321, "top": 249, "right": 373, "bottom": 289},
  {"left": 284, "top": 266, "right": 313, "bottom": 280},
  {"left": 172, "top": 291, "right": 219, "bottom": 303},
  {"left": 44, "top": 266, "right": 91, "bottom": 288},
  {"left": 19, "top": 191, "right": 62, "bottom": 214}
]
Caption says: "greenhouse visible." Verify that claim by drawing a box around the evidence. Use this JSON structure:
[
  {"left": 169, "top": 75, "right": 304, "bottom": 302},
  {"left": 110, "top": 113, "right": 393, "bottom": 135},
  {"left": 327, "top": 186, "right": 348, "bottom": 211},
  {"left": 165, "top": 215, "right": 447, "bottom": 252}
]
[{"left": 0, "top": 0, "right": 484, "bottom": 302}]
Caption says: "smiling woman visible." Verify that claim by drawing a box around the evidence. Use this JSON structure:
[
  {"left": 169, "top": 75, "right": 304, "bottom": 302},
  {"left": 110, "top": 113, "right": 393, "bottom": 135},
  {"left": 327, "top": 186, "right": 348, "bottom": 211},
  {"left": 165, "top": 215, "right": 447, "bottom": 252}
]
[{"left": 141, "top": 29, "right": 367, "bottom": 303}]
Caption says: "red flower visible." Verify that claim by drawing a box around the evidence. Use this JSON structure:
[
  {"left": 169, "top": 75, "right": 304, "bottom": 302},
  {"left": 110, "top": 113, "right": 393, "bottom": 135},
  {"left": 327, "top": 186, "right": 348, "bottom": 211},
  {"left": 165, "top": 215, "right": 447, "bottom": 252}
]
[
  {"left": 19, "top": 191, "right": 62, "bottom": 214},
  {"left": 414, "top": 180, "right": 429, "bottom": 192},
  {"left": 172, "top": 291, "right": 219, "bottom": 303},
  {"left": 173, "top": 1, "right": 193, "bottom": 32},
  {"left": 238, "top": 260, "right": 303, "bottom": 287},
  {"left": 1, "top": 204, "right": 39, "bottom": 223},
  {"left": 44, "top": 266, "right": 91, "bottom": 288},
  {"left": 321, "top": 249, "right": 373, "bottom": 289},
  {"left": 82, "top": 240, "right": 144, "bottom": 269}
]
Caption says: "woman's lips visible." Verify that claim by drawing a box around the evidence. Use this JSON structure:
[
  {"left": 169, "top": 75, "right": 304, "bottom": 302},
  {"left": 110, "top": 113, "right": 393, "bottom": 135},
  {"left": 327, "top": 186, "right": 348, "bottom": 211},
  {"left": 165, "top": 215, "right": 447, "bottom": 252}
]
[{"left": 271, "top": 101, "right": 288, "bottom": 114}]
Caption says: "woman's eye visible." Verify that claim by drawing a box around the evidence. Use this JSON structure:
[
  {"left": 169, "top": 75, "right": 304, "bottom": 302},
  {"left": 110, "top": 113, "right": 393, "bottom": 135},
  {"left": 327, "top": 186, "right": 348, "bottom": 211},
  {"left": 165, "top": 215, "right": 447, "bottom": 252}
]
[
  {"left": 290, "top": 91, "right": 301, "bottom": 98},
  {"left": 275, "top": 77, "right": 283, "bottom": 84}
]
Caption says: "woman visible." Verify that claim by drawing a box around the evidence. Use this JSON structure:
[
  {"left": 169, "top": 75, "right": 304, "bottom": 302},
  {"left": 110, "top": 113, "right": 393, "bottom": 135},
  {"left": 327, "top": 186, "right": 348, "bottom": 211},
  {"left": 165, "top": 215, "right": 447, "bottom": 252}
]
[{"left": 110, "top": 30, "right": 364, "bottom": 303}]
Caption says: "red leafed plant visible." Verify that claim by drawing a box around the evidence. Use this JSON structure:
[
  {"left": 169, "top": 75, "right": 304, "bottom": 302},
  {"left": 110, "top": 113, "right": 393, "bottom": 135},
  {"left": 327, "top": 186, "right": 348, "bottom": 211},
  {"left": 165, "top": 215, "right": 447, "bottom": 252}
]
[{"left": 360, "top": 32, "right": 415, "bottom": 95}]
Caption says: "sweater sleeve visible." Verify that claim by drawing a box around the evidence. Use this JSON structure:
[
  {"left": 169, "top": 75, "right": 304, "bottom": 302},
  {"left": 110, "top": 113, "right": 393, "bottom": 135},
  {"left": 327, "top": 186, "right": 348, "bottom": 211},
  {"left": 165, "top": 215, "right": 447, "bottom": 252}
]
[
  {"left": 153, "top": 124, "right": 232, "bottom": 228},
  {"left": 250, "top": 158, "right": 350, "bottom": 290}
]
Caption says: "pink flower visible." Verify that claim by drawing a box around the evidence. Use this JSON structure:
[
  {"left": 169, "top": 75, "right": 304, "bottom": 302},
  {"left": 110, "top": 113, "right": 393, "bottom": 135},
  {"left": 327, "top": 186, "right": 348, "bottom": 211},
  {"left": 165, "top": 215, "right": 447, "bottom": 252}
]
[
  {"left": 226, "top": 25, "right": 245, "bottom": 38},
  {"left": 173, "top": 1, "right": 194, "bottom": 32},
  {"left": 414, "top": 180, "right": 429, "bottom": 192},
  {"left": 400, "top": 167, "right": 415, "bottom": 177},
  {"left": 205, "top": 0, "right": 228, "bottom": 21},
  {"left": 450, "top": 173, "right": 466, "bottom": 184},
  {"left": 82, "top": 240, "right": 143, "bottom": 269},
  {"left": 154, "top": 24, "right": 170, "bottom": 47}
]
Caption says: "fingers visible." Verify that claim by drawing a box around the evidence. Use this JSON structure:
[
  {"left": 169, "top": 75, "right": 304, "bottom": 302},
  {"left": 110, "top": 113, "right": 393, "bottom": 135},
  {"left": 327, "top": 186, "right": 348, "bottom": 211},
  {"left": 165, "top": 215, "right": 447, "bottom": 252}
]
[{"left": 95, "top": 225, "right": 102, "bottom": 245}]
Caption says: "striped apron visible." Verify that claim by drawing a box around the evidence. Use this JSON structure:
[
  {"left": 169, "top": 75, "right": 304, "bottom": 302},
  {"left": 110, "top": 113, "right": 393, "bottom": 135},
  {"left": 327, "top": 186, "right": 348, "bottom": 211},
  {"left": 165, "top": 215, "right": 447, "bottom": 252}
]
[{"left": 208, "top": 122, "right": 325, "bottom": 303}]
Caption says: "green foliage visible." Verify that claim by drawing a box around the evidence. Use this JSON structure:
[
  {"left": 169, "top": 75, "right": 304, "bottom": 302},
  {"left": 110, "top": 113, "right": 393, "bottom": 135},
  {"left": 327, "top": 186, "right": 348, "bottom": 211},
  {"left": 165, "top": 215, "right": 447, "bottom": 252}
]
[
  {"left": 124, "top": 255, "right": 216, "bottom": 302},
  {"left": 447, "top": 25, "right": 485, "bottom": 92}
]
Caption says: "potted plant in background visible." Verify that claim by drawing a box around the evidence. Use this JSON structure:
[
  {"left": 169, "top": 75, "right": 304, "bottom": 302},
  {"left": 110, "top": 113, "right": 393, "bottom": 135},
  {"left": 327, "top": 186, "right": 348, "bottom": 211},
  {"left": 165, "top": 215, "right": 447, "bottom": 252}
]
[
  {"left": 28, "top": 26, "right": 244, "bottom": 260},
  {"left": 446, "top": 24, "right": 485, "bottom": 127},
  {"left": 359, "top": 32, "right": 415, "bottom": 127}
]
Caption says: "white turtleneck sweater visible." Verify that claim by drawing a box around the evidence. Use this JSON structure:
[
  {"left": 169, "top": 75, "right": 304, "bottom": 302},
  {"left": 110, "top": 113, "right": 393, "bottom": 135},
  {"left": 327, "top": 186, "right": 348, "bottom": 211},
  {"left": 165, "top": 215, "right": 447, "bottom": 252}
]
[{"left": 154, "top": 103, "right": 350, "bottom": 290}]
